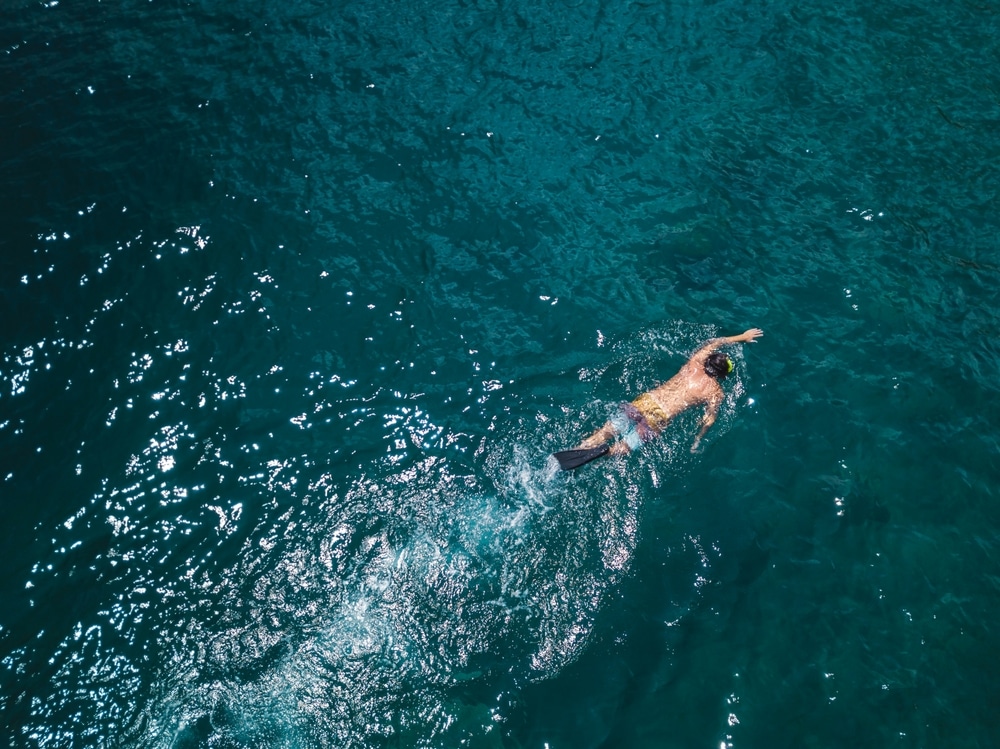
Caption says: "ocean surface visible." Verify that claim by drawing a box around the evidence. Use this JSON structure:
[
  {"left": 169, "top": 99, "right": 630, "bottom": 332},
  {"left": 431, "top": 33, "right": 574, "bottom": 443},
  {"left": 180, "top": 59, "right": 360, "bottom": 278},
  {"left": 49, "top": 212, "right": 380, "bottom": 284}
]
[{"left": 2, "top": 1, "right": 999, "bottom": 747}]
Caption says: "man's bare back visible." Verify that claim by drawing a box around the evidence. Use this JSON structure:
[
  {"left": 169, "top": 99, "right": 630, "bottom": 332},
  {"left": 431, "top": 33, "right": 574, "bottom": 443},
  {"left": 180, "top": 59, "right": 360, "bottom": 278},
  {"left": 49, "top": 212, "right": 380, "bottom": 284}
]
[{"left": 553, "top": 328, "right": 763, "bottom": 470}]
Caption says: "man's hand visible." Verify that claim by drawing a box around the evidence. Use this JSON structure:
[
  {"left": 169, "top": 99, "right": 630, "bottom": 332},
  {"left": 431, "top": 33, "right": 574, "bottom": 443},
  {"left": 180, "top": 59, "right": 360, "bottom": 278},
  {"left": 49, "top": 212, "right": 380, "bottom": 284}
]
[{"left": 739, "top": 328, "right": 763, "bottom": 343}]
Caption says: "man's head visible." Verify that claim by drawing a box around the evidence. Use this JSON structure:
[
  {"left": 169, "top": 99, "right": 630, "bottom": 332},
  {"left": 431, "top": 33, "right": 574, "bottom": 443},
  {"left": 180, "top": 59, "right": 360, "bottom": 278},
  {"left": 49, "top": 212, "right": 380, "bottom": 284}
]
[{"left": 704, "top": 352, "right": 733, "bottom": 380}]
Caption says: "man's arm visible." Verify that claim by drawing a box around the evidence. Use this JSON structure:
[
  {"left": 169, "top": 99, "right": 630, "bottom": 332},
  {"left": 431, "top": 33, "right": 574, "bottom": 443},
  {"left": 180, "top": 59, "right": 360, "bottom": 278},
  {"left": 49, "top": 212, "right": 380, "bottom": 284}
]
[
  {"left": 691, "top": 394, "right": 722, "bottom": 452},
  {"left": 690, "top": 328, "right": 763, "bottom": 364}
]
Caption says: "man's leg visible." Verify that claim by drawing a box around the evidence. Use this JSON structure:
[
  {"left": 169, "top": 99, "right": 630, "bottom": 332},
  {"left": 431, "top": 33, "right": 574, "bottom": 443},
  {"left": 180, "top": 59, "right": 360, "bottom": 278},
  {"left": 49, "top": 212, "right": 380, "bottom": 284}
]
[
  {"left": 608, "top": 440, "right": 632, "bottom": 456},
  {"left": 577, "top": 421, "right": 617, "bottom": 449}
]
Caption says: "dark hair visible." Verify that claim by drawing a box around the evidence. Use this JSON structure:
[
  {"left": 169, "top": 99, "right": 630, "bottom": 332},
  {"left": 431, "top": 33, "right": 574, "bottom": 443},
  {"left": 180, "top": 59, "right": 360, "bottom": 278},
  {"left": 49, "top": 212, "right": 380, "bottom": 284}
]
[{"left": 704, "top": 352, "right": 731, "bottom": 380}]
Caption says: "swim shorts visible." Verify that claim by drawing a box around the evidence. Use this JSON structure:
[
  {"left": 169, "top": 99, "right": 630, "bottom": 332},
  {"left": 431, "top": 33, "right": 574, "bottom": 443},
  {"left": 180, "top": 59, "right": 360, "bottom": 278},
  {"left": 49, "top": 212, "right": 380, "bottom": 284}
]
[{"left": 610, "top": 401, "right": 659, "bottom": 451}]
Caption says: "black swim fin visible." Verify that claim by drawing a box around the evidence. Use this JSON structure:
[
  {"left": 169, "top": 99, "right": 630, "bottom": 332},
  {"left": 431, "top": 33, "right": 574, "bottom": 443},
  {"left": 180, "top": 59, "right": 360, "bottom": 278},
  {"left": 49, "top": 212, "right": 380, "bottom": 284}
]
[{"left": 552, "top": 444, "right": 610, "bottom": 470}]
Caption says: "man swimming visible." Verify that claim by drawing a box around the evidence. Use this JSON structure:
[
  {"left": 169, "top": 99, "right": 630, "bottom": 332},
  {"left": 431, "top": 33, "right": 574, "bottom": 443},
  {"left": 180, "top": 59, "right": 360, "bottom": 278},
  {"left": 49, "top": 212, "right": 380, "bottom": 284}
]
[{"left": 553, "top": 328, "right": 763, "bottom": 470}]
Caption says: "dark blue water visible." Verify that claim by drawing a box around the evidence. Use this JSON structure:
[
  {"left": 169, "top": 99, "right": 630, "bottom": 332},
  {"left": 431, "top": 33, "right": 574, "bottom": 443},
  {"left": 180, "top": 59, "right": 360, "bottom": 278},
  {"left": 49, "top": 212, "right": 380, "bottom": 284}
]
[{"left": 3, "top": 1, "right": 1000, "bottom": 747}]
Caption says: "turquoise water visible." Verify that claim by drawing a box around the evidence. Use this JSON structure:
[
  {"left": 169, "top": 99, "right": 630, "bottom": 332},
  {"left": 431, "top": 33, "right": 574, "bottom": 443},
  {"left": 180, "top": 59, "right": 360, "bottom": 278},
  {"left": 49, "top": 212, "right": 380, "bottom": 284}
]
[{"left": 3, "top": 0, "right": 1000, "bottom": 746}]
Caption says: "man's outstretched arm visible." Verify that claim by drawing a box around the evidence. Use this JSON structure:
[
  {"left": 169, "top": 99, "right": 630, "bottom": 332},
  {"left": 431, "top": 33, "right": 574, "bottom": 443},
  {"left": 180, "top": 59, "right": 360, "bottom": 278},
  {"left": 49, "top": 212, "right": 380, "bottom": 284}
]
[
  {"left": 697, "top": 327, "right": 763, "bottom": 353},
  {"left": 690, "top": 328, "right": 763, "bottom": 364}
]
